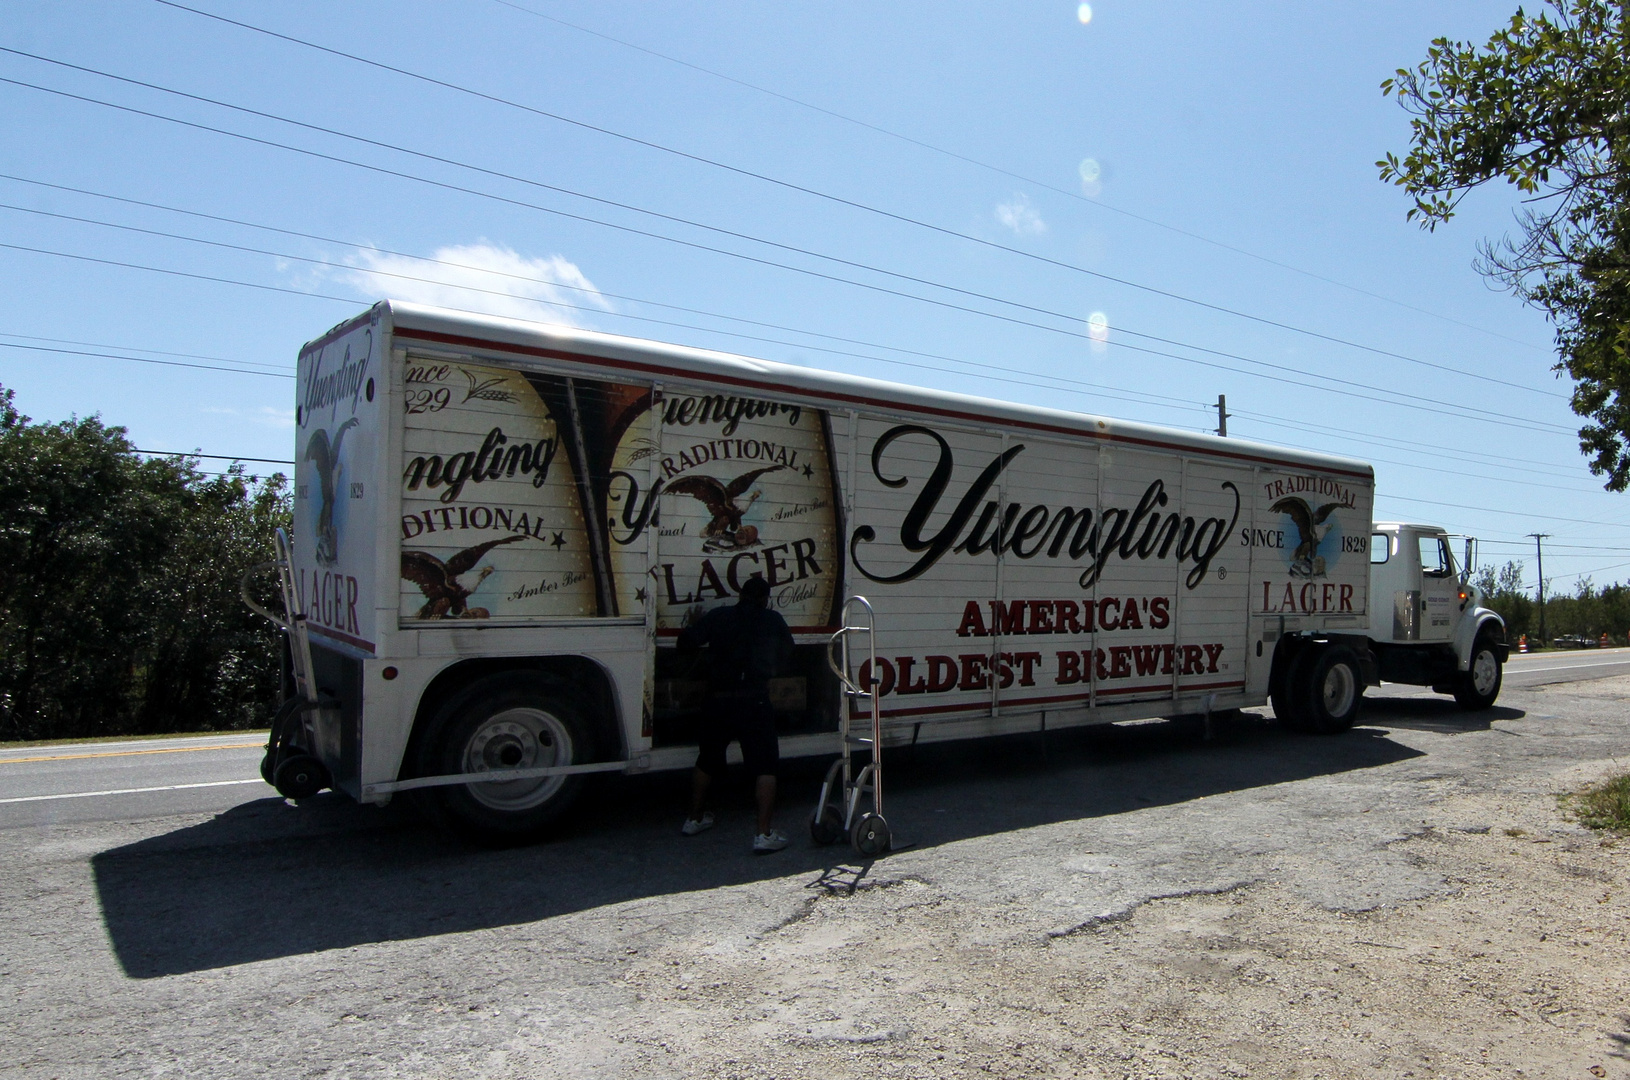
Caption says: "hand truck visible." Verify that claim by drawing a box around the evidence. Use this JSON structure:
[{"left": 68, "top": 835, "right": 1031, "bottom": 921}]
[
  {"left": 811, "top": 596, "right": 891, "bottom": 856},
  {"left": 240, "top": 527, "right": 331, "bottom": 800}
]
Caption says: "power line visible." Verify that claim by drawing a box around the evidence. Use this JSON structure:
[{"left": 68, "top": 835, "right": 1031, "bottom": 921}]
[
  {"left": 0, "top": 102, "right": 1574, "bottom": 439},
  {"left": 2, "top": 170, "right": 1195, "bottom": 414},
  {"left": 12, "top": 299, "right": 1617, "bottom": 518},
  {"left": 0, "top": 203, "right": 1611, "bottom": 489},
  {"left": 6, "top": 201, "right": 1576, "bottom": 439},
  {"left": 4, "top": 177, "right": 1201, "bottom": 413},
  {"left": 0, "top": 207, "right": 1601, "bottom": 466},
  {"left": 137, "top": 4, "right": 1561, "bottom": 392},
  {"left": 1546, "top": 559, "right": 1630, "bottom": 584},
  {"left": 0, "top": 339, "right": 294, "bottom": 379},
  {"left": 0, "top": 330, "right": 287, "bottom": 370},
  {"left": 0, "top": 45, "right": 1577, "bottom": 413},
  {"left": 0, "top": 63, "right": 1574, "bottom": 428},
  {"left": 0, "top": 238, "right": 1223, "bottom": 432},
  {"left": 482, "top": 0, "right": 1550, "bottom": 357},
  {"left": 1378, "top": 493, "right": 1630, "bottom": 531},
  {"left": 1481, "top": 540, "right": 1630, "bottom": 552},
  {"left": 10, "top": 286, "right": 1608, "bottom": 509},
  {"left": 136, "top": 449, "right": 293, "bottom": 464},
  {"left": 24, "top": 174, "right": 1514, "bottom": 433},
  {"left": 1230, "top": 412, "right": 1599, "bottom": 487},
  {"left": 1229, "top": 407, "right": 1589, "bottom": 482}
]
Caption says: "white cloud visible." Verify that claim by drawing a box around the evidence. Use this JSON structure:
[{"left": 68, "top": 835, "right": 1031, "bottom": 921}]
[
  {"left": 255, "top": 405, "right": 297, "bottom": 429},
  {"left": 201, "top": 405, "right": 296, "bottom": 428},
  {"left": 995, "top": 194, "right": 1046, "bottom": 237},
  {"left": 333, "top": 242, "right": 612, "bottom": 326}
]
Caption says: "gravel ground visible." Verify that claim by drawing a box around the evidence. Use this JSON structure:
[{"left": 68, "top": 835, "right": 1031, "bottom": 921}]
[{"left": 2, "top": 677, "right": 1628, "bottom": 1079}]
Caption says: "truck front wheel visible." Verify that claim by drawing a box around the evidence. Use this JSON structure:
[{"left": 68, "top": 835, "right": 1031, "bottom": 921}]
[
  {"left": 1286, "top": 645, "right": 1363, "bottom": 734},
  {"left": 414, "top": 672, "right": 597, "bottom": 845},
  {"left": 1453, "top": 633, "right": 1503, "bottom": 711}
]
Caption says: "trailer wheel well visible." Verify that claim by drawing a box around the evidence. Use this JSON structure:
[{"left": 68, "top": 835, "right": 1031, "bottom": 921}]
[
  {"left": 404, "top": 657, "right": 623, "bottom": 779},
  {"left": 1268, "top": 637, "right": 1309, "bottom": 702}
]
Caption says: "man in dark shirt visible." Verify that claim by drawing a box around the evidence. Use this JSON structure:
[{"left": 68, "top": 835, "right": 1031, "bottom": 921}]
[{"left": 677, "top": 575, "right": 795, "bottom": 853}]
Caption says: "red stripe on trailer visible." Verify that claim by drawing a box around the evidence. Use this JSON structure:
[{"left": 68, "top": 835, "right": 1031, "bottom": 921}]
[
  {"left": 391, "top": 327, "right": 1374, "bottom": 481},
  {"left": 309, "top": 624, "right": 377, "bottom": 654}
]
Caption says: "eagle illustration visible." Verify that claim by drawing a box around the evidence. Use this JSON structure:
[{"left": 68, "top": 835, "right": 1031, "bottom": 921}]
[
  {"left": 1271, "top": 496, "right": 1342, "bottom": 578},
  {"left": 664, "top": 465, "right": 786, "bottom": 551},
  {"left": 401, "top": 534, "right": 526, "bottom": 618},
  {"left": 305, "top": 417, "right": 359, "bottom": 566}
]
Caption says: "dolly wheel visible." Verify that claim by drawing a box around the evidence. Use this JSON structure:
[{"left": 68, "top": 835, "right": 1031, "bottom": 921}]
[
  {"left": 850, "top": 812, "right": 891, "bottom": 857},
  {"left": 810, "top": 805, "right": 845, "bottom": 846},
  {"left": 273, "top": 753, "right": 329, "bottom": 800}
]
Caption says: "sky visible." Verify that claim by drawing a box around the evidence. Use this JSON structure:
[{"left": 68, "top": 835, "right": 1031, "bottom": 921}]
[{"left": 3, "top": 0, "right": 1625, "bottom": 597}]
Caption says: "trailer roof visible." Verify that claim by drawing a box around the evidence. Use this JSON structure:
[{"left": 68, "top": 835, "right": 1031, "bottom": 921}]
[{"left": 306, "top": 301, "right": 1375, "bottom": 482}]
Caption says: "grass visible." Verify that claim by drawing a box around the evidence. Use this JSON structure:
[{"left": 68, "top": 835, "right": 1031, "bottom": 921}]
[
  {"left": 1566, "top": 772, "right": 1630, "bottom": 833},
  {"left": 0, "top": 729, "right": 268, "bottom": 750}
]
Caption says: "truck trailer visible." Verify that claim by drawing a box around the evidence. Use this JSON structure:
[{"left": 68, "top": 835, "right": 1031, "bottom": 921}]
[{"left": 261, "top": 301, "right": 1508, "bottom": 842}]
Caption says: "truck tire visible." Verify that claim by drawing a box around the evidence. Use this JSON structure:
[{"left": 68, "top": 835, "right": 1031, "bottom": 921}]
[
  {"left": 1453, "top": 632, "right": 1503, "bottom": 711},
  {"left": 413, "top": 672, "right": 598, "bottom": 845},
  {"left": 1286, "top": 645, "right": 1363, "bottom": 734}
]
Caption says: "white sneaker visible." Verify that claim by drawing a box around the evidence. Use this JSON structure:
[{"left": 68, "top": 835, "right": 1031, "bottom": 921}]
[
  {"left": 752, "top": 829, "right": 789, "bottom": 854},
  {"left": 681, "top": 812, "right": 714, "bottom": 836}
]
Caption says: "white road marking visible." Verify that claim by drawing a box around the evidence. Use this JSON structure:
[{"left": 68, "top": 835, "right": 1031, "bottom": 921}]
[{"left": 0, "top": 778, "right": 269, "bottom": 805}]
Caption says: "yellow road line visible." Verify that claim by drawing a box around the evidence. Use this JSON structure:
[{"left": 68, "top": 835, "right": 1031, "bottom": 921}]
[{"left": 0, "top": 742, "right": 263, "bottom": 765}]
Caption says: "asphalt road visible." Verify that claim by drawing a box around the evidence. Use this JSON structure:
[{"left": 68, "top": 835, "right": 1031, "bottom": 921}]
[
  {"left": 2, "top": 648, "right": 1627, "bottom": 1077},
  {"left": 3, "top": 647, "right": 1625, "bottom": 830}
]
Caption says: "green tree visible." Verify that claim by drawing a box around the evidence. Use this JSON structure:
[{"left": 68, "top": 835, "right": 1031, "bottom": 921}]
[
  {"left": 0, "top": 384, "right": 289, "bottom": 741},
  {"left": 1380, "top": 1, "right": 1630, "bottom": 489},
  {"left": 1475, "top": 559, "right": 1535, "bottom": 638}
]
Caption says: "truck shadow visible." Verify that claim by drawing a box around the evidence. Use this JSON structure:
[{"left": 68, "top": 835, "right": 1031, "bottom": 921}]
[
  {"left": 93, "top": 711, "right": 1425, "bottom": 978},
  {"left": 1357, "top": 694, "right": 1527, "bottom": 735}
]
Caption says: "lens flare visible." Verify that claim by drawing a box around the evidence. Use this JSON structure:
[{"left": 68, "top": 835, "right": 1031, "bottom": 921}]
[
  {"left": 1087, "top": 311, "right": 1109, "bottom": 352},
  {"left": 1077, "top": 3, "right": 1093, "bottom": 25},
  {"left": 1078, "top": 157, "right": 1103, "bottom": 197}
]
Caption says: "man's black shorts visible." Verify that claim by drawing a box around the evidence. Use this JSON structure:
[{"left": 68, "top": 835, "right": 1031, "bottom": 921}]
[{"left": 695, "top": 694, "right": 779, "bottom": 779}]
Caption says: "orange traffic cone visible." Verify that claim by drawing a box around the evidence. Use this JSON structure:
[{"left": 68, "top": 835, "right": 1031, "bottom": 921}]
[{"left": 1518, "top": 634, "right": 1528, "bottom": 653}]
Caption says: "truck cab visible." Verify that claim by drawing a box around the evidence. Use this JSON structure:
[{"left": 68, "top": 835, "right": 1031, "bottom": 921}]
[
  {"left": 1269, "top": 522, "right": 1508, "bottom": 736},
  {"left": 1366, "top": 522, "right": 1507, "bottom": 706}
]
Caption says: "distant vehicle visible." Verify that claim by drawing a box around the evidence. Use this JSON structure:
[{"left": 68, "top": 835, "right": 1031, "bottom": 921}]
[{"left": 252, "top": 301, "right": 1508, "bottom": 841}]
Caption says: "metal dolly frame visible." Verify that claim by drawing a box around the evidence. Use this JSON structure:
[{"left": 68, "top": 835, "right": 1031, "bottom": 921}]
[
  {"left": 241, "top": 527, "right": 331, "bottom": 799},
  {"left": 811, "top": 596, "right": 891, "bottom": 856}
]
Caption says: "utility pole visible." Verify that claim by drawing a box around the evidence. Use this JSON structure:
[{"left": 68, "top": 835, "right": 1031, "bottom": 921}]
[
  {"left": 1529, "top": 532, "right": 1550, "bottom": 645},
  {"left": 1215, "top": 394, "right": 1229, "bottom": 437}
]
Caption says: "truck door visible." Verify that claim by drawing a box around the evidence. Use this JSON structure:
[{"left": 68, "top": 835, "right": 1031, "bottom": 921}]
[{"left": 1416, "top": 532, "right": 1457, "bottom": 642}]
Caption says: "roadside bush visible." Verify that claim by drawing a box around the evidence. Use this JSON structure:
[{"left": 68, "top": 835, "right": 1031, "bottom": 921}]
[{"left": 0, "top": 384, "right": 289, "bottom": 741}]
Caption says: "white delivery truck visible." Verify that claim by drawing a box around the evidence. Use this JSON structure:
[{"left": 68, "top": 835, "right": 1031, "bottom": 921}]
[{"left": 258, "top": 301, "right": 1507, "bottom": 842}]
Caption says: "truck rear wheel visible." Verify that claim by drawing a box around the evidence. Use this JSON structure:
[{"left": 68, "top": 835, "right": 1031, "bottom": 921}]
[
  {"left": 1453, "top": 632, "right": 1503, "bottom": 711},
  {"left": 414, "top": 672, "right": 597, "bottom": 845},
  {"left": 1285, "top": 645, "right": 1363, "bottom": 734},
  {"left": 1271, "top": 646, "right": 1311, "bottom": 727}
]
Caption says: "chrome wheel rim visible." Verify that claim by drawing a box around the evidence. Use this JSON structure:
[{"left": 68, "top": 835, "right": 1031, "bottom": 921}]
[
  {"left": 1321, "top": 663, "right": 1356, "bottom": 717},
  {"left": 1471, "top": 650, "right": 1499, "bottom": 696},
  {"left": 461, "top": 707, "right": 571, "bottom": 811}
]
